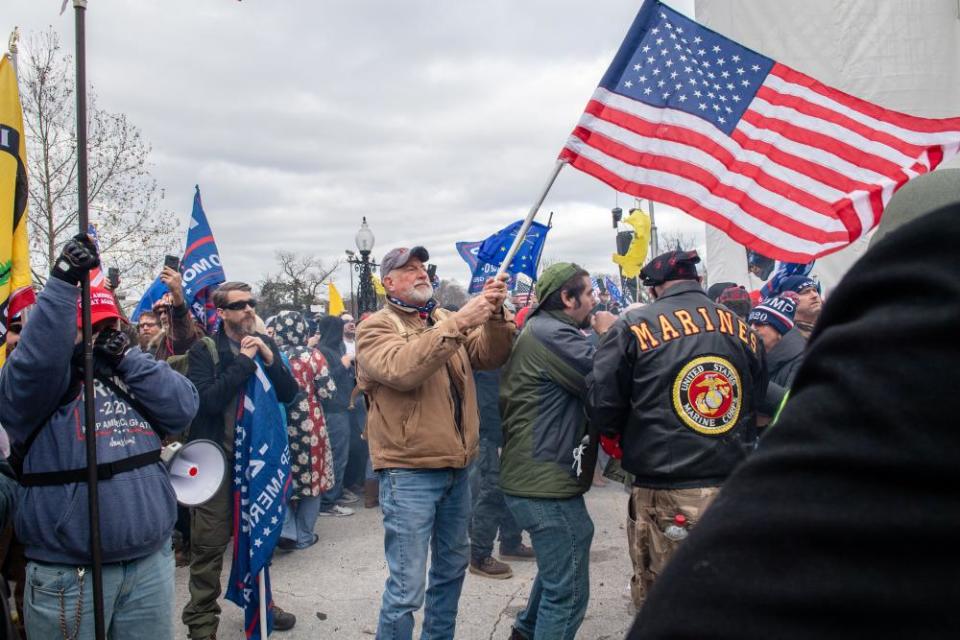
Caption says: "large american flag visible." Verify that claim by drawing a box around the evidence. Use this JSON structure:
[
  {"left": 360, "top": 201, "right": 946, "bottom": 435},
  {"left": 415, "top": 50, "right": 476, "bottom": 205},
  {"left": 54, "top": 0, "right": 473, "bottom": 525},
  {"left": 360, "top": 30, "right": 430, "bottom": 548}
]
[{"left": 561, "top": 1, "right": 960, "bottom": 262}]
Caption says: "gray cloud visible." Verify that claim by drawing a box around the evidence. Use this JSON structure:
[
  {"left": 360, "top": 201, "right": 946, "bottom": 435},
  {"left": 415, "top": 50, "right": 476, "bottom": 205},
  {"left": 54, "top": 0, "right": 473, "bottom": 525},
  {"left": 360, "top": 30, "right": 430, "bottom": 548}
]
[{"left": 3, "top": 0, "right": 699, "bottom": 297}]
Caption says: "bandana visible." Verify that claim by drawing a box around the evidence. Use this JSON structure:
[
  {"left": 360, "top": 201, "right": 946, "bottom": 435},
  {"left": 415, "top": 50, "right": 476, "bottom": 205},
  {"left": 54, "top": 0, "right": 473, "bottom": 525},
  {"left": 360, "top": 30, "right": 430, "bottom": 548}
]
[{"left": 387, "top": 295, "right": 437, "bottom": 319}]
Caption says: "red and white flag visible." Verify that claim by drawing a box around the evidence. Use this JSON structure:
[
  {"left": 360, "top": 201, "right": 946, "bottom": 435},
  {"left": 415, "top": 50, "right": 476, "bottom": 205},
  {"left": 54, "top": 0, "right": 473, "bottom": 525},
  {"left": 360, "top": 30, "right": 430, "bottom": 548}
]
[{"left": 561, "top": 1, "right": 960, "bottom": 262}]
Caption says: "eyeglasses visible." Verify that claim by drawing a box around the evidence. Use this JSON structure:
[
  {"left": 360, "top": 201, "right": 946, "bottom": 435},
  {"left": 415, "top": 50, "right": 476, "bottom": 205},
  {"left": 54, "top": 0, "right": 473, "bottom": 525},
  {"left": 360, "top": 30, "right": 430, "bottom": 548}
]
[
  {"left": 139, "top": 322, "right": 159, "bottom": 330},
  {"left": 220, "top": 299, "right": 257, "bottom": 311}
]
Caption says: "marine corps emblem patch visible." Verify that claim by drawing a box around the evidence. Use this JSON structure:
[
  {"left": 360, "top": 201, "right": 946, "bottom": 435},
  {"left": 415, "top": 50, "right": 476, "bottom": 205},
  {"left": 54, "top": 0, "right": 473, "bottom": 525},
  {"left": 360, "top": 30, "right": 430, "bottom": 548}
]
[{"left": 672, "top": 356, "right": 742, "bottom": 435}]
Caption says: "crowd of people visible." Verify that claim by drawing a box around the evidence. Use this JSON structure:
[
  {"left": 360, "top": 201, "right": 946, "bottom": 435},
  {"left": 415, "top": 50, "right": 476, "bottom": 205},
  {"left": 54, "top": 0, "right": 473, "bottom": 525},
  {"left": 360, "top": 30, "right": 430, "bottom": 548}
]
[{"left": 1, "top": 167, "right": 956, "bottom": 639}]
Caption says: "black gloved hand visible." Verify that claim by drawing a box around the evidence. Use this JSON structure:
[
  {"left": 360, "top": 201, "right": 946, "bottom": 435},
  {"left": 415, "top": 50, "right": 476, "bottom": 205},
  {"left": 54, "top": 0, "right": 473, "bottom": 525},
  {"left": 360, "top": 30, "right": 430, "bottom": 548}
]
[
  {"left": 93, "top": 328, "right": 130, "bottom": 371},
  {"left": 50, "top": 233, "right": 100, "bottom": 286}
]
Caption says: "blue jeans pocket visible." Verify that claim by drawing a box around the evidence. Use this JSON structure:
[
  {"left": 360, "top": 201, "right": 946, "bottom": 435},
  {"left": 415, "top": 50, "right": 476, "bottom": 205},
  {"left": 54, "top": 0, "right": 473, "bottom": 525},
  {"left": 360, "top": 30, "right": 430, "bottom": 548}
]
[{"left": 26, "top": 563, "right": 87, "bottom": 638}]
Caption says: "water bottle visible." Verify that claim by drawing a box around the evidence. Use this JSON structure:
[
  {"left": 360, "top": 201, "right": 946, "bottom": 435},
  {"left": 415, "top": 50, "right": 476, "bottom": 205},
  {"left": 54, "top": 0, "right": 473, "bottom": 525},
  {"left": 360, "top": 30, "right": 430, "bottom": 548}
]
[{"left": 663, "top": 513, "right": 688, "bottom": 541}]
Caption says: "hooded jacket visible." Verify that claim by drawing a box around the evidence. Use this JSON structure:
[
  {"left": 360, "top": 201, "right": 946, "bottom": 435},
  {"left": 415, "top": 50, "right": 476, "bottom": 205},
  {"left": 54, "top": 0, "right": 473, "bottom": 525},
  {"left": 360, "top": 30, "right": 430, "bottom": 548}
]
[
  {"left": 0, "top": 278, "right": 199, "bottom": 565},
  {"left": 590, "top": 281, "right": 766, "bottom": 489}
]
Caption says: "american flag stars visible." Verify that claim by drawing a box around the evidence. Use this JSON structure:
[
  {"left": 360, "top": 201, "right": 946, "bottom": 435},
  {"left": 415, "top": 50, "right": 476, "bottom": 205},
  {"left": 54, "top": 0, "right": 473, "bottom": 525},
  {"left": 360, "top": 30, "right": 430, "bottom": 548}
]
[{"left": 617, "top": 3, "right": 774, "bottom": 134}]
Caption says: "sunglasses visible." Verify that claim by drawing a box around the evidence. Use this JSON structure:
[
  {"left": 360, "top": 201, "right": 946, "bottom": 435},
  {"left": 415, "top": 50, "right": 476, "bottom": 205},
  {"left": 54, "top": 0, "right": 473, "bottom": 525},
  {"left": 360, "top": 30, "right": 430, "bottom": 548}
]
[
  {"left": 139, "top": 321, "right": 159, "bottom": 330},
  {"left": 220, "top": 299, "right": 257, "bottom": 311}
]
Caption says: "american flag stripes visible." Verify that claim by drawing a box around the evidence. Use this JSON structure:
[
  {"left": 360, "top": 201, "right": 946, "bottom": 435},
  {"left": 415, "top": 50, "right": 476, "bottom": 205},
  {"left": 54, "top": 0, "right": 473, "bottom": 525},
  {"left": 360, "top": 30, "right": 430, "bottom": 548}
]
[{"left": 561, "top": 1, "right": 960, "bottom": 262}]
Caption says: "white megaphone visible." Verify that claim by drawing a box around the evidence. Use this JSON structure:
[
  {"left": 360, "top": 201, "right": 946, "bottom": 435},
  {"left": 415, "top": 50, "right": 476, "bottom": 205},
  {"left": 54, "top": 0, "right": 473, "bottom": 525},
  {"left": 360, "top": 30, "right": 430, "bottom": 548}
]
[{"left": 160, "top": 440, "right": 226, "bottom": 507}]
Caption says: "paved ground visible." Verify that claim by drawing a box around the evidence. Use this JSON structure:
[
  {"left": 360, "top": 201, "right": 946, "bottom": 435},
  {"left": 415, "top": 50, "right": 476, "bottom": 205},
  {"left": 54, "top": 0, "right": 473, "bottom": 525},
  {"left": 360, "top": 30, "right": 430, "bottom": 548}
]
[{"left": 174, "top": 481, "right": 637, "bottom": 639}]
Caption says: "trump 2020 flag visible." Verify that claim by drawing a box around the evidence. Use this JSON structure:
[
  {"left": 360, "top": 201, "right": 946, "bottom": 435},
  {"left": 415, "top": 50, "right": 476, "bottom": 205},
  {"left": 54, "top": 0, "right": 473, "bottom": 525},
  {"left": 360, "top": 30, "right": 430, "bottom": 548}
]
[
  {"left": 456, "top": 240, "right": 516, "bottom": 295},
  {"left": 181, "top": 186, "right": 225, "bottom": 330},
  {"left": 0, "top": 55, "right": 36, "bottom": 367},
  {"left": 561, "top": 1, "right": 960, "bottom": 263},
  {"left": 476, "top": 220, "right": 550, "bottom": 281},
  {"left": 226, "top": 358, "right": 292, "bottom": 639},
  {"left": 131, "top": 186, "right": 226, "bottom": 328}
]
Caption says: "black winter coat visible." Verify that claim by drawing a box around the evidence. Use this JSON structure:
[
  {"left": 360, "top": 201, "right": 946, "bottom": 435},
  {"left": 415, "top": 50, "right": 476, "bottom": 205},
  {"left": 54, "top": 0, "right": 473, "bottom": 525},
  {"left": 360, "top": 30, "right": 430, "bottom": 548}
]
[
  {"left": 590, "top": 281, "right": 766, "bottom": 488},
  {"left": 186, "top": 329, "right": 299, "bottom": 445}
]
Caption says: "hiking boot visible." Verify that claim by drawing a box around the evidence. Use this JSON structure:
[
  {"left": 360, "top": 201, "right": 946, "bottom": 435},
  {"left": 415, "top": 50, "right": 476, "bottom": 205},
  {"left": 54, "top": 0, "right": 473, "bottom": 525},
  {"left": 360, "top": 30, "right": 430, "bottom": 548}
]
[
  {"left": 500, "top": 543, "right": 535, "bottom": 562},
  {"left": 318, "top": 504, "right": 355, "bottom": 517},
  {"left": 469, "top": 556, "right": 513, "bottom": 579},
  {"left": 508, "top": 626, "right": 529, "bottom": 639},
  {"left": 364, "top": 478, "right": 380, "bottom": 508},
  {"left": 272, "top": 605, "right": 296, "bottom": 631},
  {"left": 338, "top": 489, "right": 360, "bottom": 505}
]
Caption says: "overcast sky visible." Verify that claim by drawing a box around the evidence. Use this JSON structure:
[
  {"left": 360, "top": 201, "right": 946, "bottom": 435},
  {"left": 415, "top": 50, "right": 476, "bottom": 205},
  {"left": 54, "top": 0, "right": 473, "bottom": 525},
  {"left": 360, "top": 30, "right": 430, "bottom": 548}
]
[{"left": 3, "top": 0, "right": 700, "bottom": 297}]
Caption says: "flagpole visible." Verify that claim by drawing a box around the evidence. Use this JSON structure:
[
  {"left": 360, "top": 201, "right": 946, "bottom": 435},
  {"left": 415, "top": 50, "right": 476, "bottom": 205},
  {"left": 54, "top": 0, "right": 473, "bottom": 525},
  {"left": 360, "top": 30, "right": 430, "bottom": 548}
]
[
  {"left": 73, "top": 2, "right": 106, "bottom": 639},
  {"left": 259, "top": 569, "right": 268, "bottom": 639},
  {"left": 495, "top": 160, "right": 565, "bottom": 279}
]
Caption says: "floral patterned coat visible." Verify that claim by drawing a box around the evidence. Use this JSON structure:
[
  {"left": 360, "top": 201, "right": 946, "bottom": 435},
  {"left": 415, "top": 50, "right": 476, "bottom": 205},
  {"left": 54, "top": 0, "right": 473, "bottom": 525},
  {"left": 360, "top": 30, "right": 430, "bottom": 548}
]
[{"left": 267, "top": 311, "right": 335, "bottom": 498}]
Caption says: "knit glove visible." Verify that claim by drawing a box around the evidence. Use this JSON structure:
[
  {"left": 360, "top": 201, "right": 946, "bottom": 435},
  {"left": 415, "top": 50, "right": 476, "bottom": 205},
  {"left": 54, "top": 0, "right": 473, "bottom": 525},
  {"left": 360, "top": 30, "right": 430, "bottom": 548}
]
[{"left": 50, "top": 233, "right": 100, "bottom": 286}]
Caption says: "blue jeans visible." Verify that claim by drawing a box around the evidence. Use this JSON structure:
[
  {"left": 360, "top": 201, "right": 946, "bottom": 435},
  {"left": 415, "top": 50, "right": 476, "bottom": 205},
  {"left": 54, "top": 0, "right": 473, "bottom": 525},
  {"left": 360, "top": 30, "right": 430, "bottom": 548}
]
[
  {"left": 377, "top": 467, "right": 471, "bottom": 640},
  {"left": 281, "top": 495, "right": 323, "bottom": 548},
  {"left": 25, "top": 544, "right": 175, "bottom": 640},
  {"left": 469, "top": 439, "right": 522, "bottom": 560},
  {"left": 504, "top": 495, "right": 594, "bottom": 640},
  {"left": 320, "top": 411, "right": 351, "bottom": 510}
]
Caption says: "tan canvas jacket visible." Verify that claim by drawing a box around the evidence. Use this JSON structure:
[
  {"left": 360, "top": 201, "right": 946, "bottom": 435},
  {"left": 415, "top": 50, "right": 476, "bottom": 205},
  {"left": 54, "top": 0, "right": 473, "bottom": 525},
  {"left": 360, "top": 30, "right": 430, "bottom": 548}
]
[{"left": 356, "top": 301, "right": 514, "bottom": 470}]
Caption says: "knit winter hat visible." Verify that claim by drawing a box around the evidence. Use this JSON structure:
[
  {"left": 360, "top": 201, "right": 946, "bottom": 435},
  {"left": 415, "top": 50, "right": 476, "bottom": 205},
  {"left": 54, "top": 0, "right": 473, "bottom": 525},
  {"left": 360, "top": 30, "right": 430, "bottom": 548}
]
[{"left": 748, "top": 295, "right": 796, "bottom": 336}]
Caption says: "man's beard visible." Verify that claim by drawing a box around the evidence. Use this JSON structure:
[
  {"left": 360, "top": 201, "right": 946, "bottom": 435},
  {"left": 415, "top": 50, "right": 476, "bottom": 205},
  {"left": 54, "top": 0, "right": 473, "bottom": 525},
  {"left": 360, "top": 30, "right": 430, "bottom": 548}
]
[
  {"left": 401, "top": 283, "right": 434, "bottom": 306},
  {"left": 226, "top": 316, "right": 257, "bottom": 337},
  {"left": 344, "top": 330, "right": 356, "bottom": 340}
]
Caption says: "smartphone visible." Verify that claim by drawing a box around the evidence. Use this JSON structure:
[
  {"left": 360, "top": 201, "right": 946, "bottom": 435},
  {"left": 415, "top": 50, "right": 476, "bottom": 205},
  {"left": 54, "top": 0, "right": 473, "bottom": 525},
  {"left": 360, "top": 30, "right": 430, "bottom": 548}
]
[
  {"left": 427, "top": 264, "right": 437, "bottom": 281},
  {"left": 164, "top": 254, "right": 181, "bottom": 272},
  {"left": 107, "top": 267, "right": 120, "bottom": 289}
]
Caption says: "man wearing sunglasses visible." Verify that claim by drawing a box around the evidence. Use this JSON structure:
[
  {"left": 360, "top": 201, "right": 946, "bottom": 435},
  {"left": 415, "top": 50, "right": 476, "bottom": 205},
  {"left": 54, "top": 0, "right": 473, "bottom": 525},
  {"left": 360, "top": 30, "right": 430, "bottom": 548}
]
[{"left": 180, "top": 282, "right": 300, "bottom": 640}]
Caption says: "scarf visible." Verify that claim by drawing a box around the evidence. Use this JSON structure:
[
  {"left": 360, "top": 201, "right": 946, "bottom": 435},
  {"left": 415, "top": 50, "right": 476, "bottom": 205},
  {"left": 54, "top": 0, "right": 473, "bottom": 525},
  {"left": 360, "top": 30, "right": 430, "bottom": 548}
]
[{"left": 387, "top": 295, "right": 437, "bottom": 320}]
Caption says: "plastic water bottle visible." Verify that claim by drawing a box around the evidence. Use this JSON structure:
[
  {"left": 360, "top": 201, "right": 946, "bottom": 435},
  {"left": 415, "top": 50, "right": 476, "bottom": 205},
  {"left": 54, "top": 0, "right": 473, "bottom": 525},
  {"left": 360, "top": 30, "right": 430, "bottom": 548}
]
[{"left": 663, "top": 513, "right": 688, "bottom": 541}]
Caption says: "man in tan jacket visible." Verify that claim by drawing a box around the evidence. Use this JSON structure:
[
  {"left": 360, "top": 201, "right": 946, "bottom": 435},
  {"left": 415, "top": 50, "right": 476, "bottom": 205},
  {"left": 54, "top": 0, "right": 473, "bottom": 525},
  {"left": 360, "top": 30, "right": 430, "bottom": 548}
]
[{"left": 357, "top": 245, "right": 514, "bottom": 640}]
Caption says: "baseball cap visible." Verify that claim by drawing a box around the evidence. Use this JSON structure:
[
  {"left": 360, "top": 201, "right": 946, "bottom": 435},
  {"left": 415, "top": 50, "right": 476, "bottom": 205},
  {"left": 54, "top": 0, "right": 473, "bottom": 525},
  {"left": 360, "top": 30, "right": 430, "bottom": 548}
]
[
  {"left": 77, "top": 287, "right": 127, "bottom": 328},
  {"left": 381, "top": 246, "right": 429, "bottom": 276}
]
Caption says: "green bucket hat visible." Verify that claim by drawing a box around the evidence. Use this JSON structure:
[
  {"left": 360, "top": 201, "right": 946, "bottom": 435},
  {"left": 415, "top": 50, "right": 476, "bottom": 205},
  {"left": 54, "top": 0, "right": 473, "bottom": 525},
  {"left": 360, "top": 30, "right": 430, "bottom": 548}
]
[{"left": 535, "top": 262, "right": 583, "bottom": 305}]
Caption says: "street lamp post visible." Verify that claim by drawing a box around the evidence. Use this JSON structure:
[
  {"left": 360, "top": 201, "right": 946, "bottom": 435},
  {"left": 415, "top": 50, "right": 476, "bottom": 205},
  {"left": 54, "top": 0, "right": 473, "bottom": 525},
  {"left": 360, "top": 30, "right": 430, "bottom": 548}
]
[
  {"left": 351, "top": 217, "right": 379, "bottom": 315},
  {"left": 344, "top": 250, "right": 357, "bottom": 317}
]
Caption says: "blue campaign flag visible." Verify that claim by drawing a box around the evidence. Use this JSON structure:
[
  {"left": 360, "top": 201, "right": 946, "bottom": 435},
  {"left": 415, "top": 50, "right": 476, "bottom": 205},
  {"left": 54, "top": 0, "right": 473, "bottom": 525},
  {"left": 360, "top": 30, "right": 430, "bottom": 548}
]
[
  {"left": 476, "top": 220, "right": 550, "bottom": 281},
  {"left": 130, "top": 186, "right": 226, "bottom": 328},
  {"left": 130, "top": 276, "right": 168, "bottom": 323},
  {"left": 226, "top": 359, "right": 292, "bottom": 639},
  {"left": 182, "top": 187, "right": 226, "bottom": 330},
  {"left": 456, "top": 240, "right": 515, "bottom": 295},
  {"left": 760, "top": 260, "right": 815, "bottom": 299},
  {"left": 604, "top": 276, "right": 627, "bottom": 305}
]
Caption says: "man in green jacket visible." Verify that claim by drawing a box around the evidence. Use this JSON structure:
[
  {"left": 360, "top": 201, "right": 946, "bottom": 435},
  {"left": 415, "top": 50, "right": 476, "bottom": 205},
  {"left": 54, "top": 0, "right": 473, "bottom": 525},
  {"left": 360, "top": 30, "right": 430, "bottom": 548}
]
[{"left": 499, "top": 263, "right": 616, "bottom": 640}]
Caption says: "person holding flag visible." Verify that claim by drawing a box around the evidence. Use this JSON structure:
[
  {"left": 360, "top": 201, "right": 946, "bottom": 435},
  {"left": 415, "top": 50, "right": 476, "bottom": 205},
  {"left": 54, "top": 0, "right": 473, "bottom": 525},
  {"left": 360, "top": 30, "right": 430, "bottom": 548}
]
[
  {"left": 181, "top": 282, "right": 299, "bottom": 640},
  {"left": 133, "top": 186, "right": 226, "bottom": 335}
]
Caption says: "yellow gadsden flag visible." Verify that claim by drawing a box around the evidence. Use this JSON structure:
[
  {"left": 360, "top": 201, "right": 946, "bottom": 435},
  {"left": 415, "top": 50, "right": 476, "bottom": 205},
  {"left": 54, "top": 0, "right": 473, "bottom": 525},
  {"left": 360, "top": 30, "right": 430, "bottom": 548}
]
[
  {"left": 0, "top": 55, "right": 36, "bottom": 367},
  {"left": 612, "top": 208, "right": 652, "bottom": 278},
  {"left": 327, "top": 281, "right": 345, "bottom": 316}
]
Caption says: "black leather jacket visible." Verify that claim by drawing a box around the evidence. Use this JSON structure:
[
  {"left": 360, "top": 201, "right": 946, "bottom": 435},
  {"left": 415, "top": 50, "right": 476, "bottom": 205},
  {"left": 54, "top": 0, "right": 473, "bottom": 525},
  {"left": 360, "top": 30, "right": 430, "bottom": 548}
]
[{"left": 590, "top": 282, "right": 766, "bottom": 488}]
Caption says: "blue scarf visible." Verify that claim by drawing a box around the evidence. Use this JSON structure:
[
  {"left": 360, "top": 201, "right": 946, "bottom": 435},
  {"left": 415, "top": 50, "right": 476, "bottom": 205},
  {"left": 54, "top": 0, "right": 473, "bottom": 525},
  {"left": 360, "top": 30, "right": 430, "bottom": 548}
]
[{"left": 387, "top": 295, "right": 437, "bottom": 319}]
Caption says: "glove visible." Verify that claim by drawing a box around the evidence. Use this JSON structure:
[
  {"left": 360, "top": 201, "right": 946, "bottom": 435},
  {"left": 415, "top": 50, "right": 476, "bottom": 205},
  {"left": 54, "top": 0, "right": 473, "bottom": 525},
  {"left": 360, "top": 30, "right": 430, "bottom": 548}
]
[
  {"left": 93, "top": 328, "right": 131, "bottom": 372},
  {"left": 600, "top": 434, "right": 623, "bottom": 460},
  {"left": 50, "top": 233, "right": 100, "bottom": 286}
]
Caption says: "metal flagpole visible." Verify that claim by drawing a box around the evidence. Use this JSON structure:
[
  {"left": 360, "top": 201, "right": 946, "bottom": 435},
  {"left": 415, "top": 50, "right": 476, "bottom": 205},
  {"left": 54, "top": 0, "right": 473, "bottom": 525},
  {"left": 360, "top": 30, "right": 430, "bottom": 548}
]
[
  {"left": 495, "top": 161, "right": 565, "bottom": 278},
  {"left": 259, "top": 570, "right": 268, "bottom": 639},
  {"left": 73, "top": 2, "right": 106, "bottom": 638}
]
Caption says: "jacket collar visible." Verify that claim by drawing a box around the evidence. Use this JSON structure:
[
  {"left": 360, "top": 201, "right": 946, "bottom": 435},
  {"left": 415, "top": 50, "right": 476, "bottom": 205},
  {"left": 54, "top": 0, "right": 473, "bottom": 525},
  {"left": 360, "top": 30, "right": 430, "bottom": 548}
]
[{"left": 656, "top": 280, "right": 706, "bottom": 301}]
